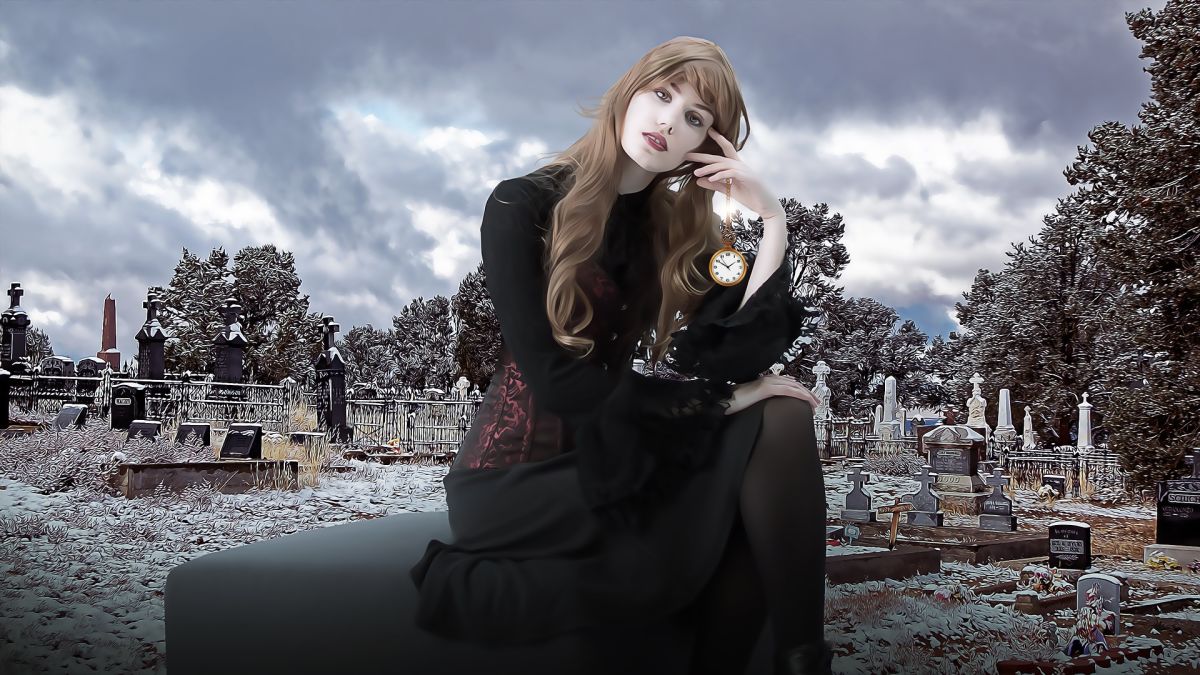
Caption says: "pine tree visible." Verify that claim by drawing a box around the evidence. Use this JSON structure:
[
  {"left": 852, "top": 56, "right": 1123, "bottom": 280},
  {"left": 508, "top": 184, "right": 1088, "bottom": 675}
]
[
  {"left": 24, "top": 327, "right": 54, "bottom": 365},
  {"left": 391, "top": 295, "right": 456, "bottom": 391},
  {"left": 337, "top": 324, "right": 397, "bottom": 386},
  {"left": 452, "top": 262, "right": 500, "bottom": 389},
  {"left": 1063, "top": 0, "right": 1199, "bottom": 487}
]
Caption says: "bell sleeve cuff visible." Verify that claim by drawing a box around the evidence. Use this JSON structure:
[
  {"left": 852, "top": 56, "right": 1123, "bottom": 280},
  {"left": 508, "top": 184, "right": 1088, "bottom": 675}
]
[
  {"left": 570, "top": 366, "right": 735, "bottom": 530},
  {"left": 664, "top": 253, "right": 822, "bottom": 384}
]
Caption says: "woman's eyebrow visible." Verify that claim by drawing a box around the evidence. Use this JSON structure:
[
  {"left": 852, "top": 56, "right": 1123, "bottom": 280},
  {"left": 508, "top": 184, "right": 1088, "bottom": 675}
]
[{"left": 669, "top": 81, "right": 714, "bottom": 119}]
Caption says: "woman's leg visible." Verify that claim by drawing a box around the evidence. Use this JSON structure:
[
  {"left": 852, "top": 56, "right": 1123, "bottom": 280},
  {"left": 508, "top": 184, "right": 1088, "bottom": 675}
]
[
  {"left": 738, "top": 397, "right": 827, "bottom": 658},
  {"left": 685, "top": 516, "right": 767, "bottom": 675}
]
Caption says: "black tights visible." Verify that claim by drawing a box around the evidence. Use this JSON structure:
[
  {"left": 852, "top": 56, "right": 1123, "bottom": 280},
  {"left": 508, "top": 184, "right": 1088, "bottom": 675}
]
[{"left": 686, "top": 396, "right": 827, "bottom": 674}]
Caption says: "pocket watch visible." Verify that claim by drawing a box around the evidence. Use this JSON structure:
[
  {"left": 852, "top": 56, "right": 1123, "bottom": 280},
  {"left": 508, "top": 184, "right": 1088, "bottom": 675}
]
[{"left": 708, "top": 177, "right": 747, "bottom": 286}]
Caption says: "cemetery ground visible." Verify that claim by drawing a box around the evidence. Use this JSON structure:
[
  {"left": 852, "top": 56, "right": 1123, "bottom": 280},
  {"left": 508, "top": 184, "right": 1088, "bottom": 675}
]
[{"left": 1, "top": 420, "right": 1199, "bottom": 674}]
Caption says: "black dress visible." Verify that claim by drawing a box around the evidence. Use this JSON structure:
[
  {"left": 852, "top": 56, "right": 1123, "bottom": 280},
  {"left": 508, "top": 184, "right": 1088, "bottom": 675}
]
[{"left": 409, "top": 166, "right": 819, "bottom": 655}]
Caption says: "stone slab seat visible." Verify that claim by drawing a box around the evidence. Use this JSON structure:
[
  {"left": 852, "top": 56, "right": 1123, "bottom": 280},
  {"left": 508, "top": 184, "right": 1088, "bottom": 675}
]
[{"left": 165, "top": 509, "right": 776, "bottom": 675}]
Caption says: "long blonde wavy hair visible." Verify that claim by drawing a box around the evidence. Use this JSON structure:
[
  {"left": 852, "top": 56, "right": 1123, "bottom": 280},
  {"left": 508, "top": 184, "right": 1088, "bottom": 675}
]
[{"left": 525, "top": 36, "right": 751, "bottom": 366}]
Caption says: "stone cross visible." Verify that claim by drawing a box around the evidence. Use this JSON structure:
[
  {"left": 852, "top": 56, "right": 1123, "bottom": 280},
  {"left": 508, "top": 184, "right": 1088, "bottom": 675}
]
[
  {"left": 969, "top": 372, "right": 985, "bottom": 398},
  {"left": 6, "top": 283, "right": 22, "bottom": 308},
  {"left": 219, "top": 298, "right": 242, "bottom": 327},
  {"left": 321, "top": 316, "right": 340, "bottom": 352},
  {"left": 143, "top": 296, "right": 162, "bottom": 323},
  {"left": 877, "top": 498, "right": 914, "bottom": 550},
  {"left": 915, "top": 464, "right": 938, "bottom": 495},
  {"left": 986, "top": 467, "right": 1010, "bottom": 496},
  {"left": 847, "top": 464, "right": 870, "bottom": 494}
]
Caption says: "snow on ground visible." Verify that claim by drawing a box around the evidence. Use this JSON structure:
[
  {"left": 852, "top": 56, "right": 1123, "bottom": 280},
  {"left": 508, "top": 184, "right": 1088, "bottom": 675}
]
[{"left": 2, "top": 439, "right": 1200, "bottom": 673}]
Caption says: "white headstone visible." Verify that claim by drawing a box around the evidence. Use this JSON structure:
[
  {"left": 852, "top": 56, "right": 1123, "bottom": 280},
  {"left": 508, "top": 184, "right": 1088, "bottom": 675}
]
[
  {"left": 967, "top": 372, "right": 988, "bottom": 428},
  {"left": 1077, "top": 392, "right": 1094, "bottom": 450},
  {"left": 874, "top": 404, "right": 884, "bottom": 436},
  {"left": 1023, "top": 406, "right": 1037, "bottom": 450},
  {"left": 883, "top": 376, "right": 898, "bottom": 423},
  {"left": 812, "top": 360, "right": 832, "bottom": 421}
]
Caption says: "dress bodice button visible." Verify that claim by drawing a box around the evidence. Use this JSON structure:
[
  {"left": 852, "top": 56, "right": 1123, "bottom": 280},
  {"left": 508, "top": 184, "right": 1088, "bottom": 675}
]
[
  {"left": 601, "top": 363, "right": 609, "bottom": 371},
  {"left": 619, "top": 303, "right": 628, "bottom": 311},
  {"left": 609, "top": 332, "right": 618, "bottom": 341}
]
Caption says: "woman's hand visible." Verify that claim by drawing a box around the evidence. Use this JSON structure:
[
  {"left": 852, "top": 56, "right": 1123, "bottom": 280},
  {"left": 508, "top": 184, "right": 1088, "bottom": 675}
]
[
  {"left": 685, "top": 128, "right": 785, "bottom": 220},
  {"left": 723, "top": 374, "right": 820, "bottom": 416}
]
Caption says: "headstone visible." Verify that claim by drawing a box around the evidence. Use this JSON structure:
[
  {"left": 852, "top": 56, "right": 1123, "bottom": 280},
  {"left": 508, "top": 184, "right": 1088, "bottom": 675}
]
[
  {"left": 873, "top": 404, "right": 883, "bottom": 437},
  {"left": 915, "top": 424, "right": 940, "bottom": 456},
  {"left": 966, "top": 372, "right": 988, "bottom": 430},
  {"left": 135, "top": 294, "right": 168, "bottom": 380},
  {"left": 1042, "top": 474, "right": 1067, "bottom": 498},
  {"left": 840, "top": 464, "right": 877, "bottom": 522},
  {"left": 812, "top": 361, "right": 832, "bottom": 421},
  {"left": 126, "top": 420, "right": 162, "bottom": 441},
  {"left": 994, "top": 388, "right": 1017, "bottom": 444},
  {"left": 924, "top": 424, "right": 985, "bottom": 492},
  {"left": 313, "top": 316, "right": 351, "bottom": 443},
  {"left": 453, "top": 376, "right": 470, "bottom": 400},
  {"left": 110, "top": 382, "right": 147, "bottom": 430},
  {"left": 0, "top": 367, "right": 10, "bottom": 428},
  {"left": 53, "top": 403, "right": 88, "bottom": 430},
  {"left": 1076, "top": 573, "right": 1121, "bottom": 635},
  {"left": 212, "top": 298, "right": 247, "bottom": 383},
  {"left": 979, "top": 468, "right": 1017, "bottom": 532},
  {"left": 881, "top": 375, "right": 900, "bottom": 440},
  {"left": 76, "top": 357, "right": 106, "bottom": 379},
  {"left": 904, "top": 465, "right": 944, "bottom": 526},
  {"left": 1022, "top": 406, "right": 1037, "bottom": 450},
  {"left": 1077, "top": 392, "right": 1094, "bottom": 451},
  {"left": 1049, "top": 521, "right": 1092, "bottom": 570},
  {"left": 1, "top": 283, "right": 31, "bottom": 369},
  {"left": 174, "top": 422, "right": 212, "bottom": 447},
  {"left": 220, "top": 423, "right": 263, "bottom": 460},
  {"left": 1155, "top": 453, "right": 1200, "bottom": 546},
  {"left": 39, "top": 356, "right": 66, "bottom": 376}
]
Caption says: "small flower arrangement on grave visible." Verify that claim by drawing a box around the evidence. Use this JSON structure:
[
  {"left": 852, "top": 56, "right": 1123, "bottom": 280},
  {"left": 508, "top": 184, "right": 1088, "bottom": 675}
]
[
  {"left": 1036, "top": 483, "right": 1060, "bottom": 505},
  {"left": 932, "top": 580, "right": 976, "bottom": 604},
  {"left": 1145, "top": 551, "right": 1181, "bottom": 571},
  {"left": 1019, "top": 565, "right": 1073, "bottom": 596}
]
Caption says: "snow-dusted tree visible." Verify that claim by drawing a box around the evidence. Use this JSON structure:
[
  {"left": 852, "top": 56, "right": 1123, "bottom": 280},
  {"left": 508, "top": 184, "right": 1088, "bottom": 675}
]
[
  {"left": 812, "top": 296, "right": 933, "bottom": 416},
  {"left": 231, "top": 245, "right": 323, "bottom": 383},
  {"left": 337, "top": 324, "right": 397, "bottom": 386},
  {"left": 159, "top": 245, "right": 322, "bottom": 383},
  {"left": 23, "top": 327, "right": 54, "bottom": 365},
  {"left": 1063, "top": 0, "right": 1200, "bottom": 487},
  {"left": 160, "top": 248, "right": 234, "bottom": 375},
  {"left": 392, "top": 295, "right": 456, "bottom": 391},
  {"left": 452, "top": 262, "right": 500, "bottom": 389}
]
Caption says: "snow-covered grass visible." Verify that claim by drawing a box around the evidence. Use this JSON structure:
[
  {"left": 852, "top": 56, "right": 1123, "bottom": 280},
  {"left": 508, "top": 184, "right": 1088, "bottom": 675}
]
[{"left": 2, "top": 426, "right": 1199, "bottom": 673}]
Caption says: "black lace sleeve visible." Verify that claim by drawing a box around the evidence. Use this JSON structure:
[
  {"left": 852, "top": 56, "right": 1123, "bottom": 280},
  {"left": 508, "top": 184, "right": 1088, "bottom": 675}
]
[{"left": 664, "top": 252, "right": 822, "bottom": 384}]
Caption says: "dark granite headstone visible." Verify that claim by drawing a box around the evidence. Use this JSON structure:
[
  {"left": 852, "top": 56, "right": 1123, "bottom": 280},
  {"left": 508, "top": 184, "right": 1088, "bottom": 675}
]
[
  {"left": 212, "top": 298, "right": 247, "bottom": 383},
  {"left": 1, "top": 283, "right": 30, "bottom": 369},
  {"left": 76, "top": 357, "right": 105, "bottom": 378},
  {"left": 39, "top": 356, "right": 65, "bottom": 376},
  {"left": 1155, "top": 478, "right": 1200, "bottom": 547},
  {"left": 53, "top": 403, "right": 88, "bottom": 430},
  {"left": 126, "top": 419, "right": 162, "bottom": 441},
  {"left": 1076, "top": 572, "right": 1122, "bottom": 636},
  {"left": 904, "top": 465, "right": 944, "bottom": 526},
  {"left": 174, "top": 422, "right": 212, "bottom": 447},
  {"left": 1049, "top": 521, "right": 1092, "bottom": 570},
  {"left": 110, "top": 382, "right": 147, "bottom": 430},
  {"left": 840, "top": 464, "right": 877, "bottom": 522},
  {"left": 136, "top": 295, "right": 168, "bottom": 380},
  {"left": 979, "top": 468, "right": 1017, "bottom": 532},
  {"left": 220, "top": 423, "right": 263, "bottom": 459},
  {"left": 1042, "top": 474, "right": 1067, "bottom": 498}
]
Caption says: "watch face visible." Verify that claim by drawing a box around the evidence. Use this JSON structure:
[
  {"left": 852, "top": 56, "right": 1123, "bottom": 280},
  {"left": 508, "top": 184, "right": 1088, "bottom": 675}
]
[{"left": 711, "top": 250, "right": 744, "bottom": 284}]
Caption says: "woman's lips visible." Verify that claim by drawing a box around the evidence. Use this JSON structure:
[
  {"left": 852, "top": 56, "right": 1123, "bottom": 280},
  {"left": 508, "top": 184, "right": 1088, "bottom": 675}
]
[{"left": 643, "top": 133, "right": 667, "bottom": 151}]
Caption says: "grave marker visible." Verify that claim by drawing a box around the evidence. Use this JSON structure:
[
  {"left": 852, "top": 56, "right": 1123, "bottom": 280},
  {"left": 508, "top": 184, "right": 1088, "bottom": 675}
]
[
  {"left": 1049, "top": 521, "right": 1092, "bottom": 570},
  {"left": 1076, "top": 572, "right": 1122, "bottom": 636},
  {"left": 979, "top": 468, "right": 1017, "bottom": 532},
  {"left": 53, "top": 403, "right": 88, "bottom": 430},
  {"left": 1042, "top": 474, "right": 1067, "bottom": 499},
  {"left": 220, "top": 423, "right": 263, "bottom": 459},
  {"left": 840, "top": 464, "right": 877, "bottom": 522},
  {"left": 1155, "top": 452, "right": 1200, "bottom": 547},
  {"left": 904, "top": 465, "right": 944, "bottom": 526},
  {"left": 174, "top": 422, "right": 212, "bottom": 447},
  {"left": 110, "top": 382, "right": 147, "bottom": 430},
  {"left": 877, "top": 498, "right": 914, "bottom": 550},
  {"left": 126, "top": 420, "right": 162, "bottom": 441}
]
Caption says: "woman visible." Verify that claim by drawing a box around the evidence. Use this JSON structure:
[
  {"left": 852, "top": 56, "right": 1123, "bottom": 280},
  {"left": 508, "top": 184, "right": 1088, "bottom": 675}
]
[{"left": 410, "top": 36, "right": 832, "bottom": 675}]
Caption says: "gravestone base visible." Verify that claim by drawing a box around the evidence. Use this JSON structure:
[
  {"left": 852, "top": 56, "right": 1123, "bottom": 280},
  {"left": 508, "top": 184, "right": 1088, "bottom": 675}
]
[
  {"left": 935, "top": 474, "right": 986, "bottom": 493},
  {"left": 979, "top": 514, "right": 1018, "bottom": 532},
  {"left": 839, "top": 509, "right": 877, "bottom": 523},
  {"left": 936, "top": 489, "right": 992, "bottom": 516},
  {"left": 1143, "top": 543, "right": 1200, "bottom": 568},
  {"left": 825, "top": 546, "right": 941, "bottom": 585},
  {"left": 843, "top": 521, "right": 1046, "bottom": 564},
  {"left": 906, "top": 510, "right": 944, "bottom": 527},
  {"left": 106, "top": 460, "right": 300, "bottom": 498}
]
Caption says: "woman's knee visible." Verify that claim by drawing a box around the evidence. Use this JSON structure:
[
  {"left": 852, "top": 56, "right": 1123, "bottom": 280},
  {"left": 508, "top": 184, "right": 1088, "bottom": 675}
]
[{"left": 762, "top": 395, "right": 815, "bottom": 428}]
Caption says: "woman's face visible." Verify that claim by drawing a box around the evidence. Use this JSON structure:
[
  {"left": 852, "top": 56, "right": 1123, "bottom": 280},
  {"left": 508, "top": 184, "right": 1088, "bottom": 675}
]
[{"left": 620, "top": 78, "right": 715, "bottom": 174}]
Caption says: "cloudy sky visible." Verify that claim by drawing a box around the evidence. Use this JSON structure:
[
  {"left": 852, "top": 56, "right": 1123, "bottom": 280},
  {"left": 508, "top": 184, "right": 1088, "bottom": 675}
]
[{"left": 0, "top": 0, "right": 1161, "bottom": 369}]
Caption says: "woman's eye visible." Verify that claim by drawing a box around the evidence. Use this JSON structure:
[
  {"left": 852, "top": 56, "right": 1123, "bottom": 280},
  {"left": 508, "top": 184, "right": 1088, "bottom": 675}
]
[{"left": 655, "top": 90, "right": 705, "bottom": 128}]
